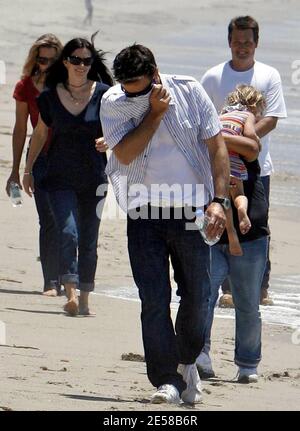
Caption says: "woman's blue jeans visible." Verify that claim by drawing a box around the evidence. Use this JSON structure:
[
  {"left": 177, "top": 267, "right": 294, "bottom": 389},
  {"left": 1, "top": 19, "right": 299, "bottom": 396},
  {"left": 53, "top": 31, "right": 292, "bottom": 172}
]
[
  {"left": 48, "top": 188, "right": 105, "bottom": 292},
  {"left": 127, "top": 208, "right": 211, "bottom": 392},
  {"left": 204, "top": 236, "right": 268, "bottom": 368}
]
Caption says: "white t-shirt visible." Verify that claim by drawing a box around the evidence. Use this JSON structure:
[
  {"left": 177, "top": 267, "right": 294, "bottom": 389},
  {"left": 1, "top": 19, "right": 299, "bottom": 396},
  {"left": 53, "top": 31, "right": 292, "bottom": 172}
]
[
  {"left": 201, "top": 60, "right": 287, "bottom": 176},
  {"left": 128, "top": 119, "right": 207, "bottom": 209}
]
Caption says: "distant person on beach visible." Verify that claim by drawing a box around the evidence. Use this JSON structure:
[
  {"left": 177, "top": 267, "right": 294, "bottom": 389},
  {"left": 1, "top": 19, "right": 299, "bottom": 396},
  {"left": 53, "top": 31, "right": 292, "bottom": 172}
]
[
  {"left": 200, "top": 15, "right": 287, "bottom": 308},
  {"left": 220, "top": 84, "right": 266, "bottom": 256},
  {"left": 6, "top": 34, "right": 62, "bottom": 297},
  {"left": 83, "top": 0, "right": 93, "bottom": 26},
  {"left": 23, "top": 34, "right": 113, "bottom": 316},
  {"left": 100, "top": 43, "right": 230, "bottom": 404}
]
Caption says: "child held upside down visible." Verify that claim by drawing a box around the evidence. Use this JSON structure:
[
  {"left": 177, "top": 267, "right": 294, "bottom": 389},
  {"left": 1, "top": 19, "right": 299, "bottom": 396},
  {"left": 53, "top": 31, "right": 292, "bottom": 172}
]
[{"left": 220, "top": 84, "right": 266, "bottom": 255}]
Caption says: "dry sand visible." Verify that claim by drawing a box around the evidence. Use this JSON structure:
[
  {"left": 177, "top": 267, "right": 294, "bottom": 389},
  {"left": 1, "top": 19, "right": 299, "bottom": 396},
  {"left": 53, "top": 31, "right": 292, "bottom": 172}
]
[{"left": 0, "top": 0, "right": 300, "bottom": 412}]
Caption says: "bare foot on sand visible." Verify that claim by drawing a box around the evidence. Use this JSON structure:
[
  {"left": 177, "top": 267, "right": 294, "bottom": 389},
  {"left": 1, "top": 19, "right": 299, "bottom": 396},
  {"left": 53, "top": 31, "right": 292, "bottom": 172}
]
[
  {"left": 238, "top": 208, "right": 251, "bottom": 235},
  {"left": 64, "top": 299, "right": 79, "bottom": 316},
  {"left": 78, "top": 307, "right": 96, "bottom": 316},
  {"left": 42, "top": 288, "right": 57, "bottom": 297}
]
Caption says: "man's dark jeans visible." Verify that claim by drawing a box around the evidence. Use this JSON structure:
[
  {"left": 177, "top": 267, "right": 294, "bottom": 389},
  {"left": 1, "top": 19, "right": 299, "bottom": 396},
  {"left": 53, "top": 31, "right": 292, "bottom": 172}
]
[{"left": 127, "top": 207, "right": 210, "bottom": 394}]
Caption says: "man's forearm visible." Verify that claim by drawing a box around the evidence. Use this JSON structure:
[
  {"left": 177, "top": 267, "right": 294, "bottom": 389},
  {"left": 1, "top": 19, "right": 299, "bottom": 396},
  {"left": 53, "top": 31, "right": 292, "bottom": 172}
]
[
  {"left": 113, "top": 111, "right": 163, "bottom": 165},
  {"left": 206, "top": 133, "right": 230, "bottom": 198},
  {"left": 255, "top": 116, "right": 278, "bottom": 138}
]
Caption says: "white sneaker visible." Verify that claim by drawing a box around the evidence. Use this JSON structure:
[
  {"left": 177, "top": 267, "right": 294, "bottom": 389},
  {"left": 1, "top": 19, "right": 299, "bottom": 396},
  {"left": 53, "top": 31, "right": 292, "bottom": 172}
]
[
  {"left": 237, "top": 367, "right": 258, "bottom": 383},
  {"left": 150, "top": 384, "right": 181, "bottom": 404},
  {"left": 178, "top": 363, "right": 202, "bottom": 404},
  {"left": 196, "top": 351, "right": 215, "bottom": 379}
]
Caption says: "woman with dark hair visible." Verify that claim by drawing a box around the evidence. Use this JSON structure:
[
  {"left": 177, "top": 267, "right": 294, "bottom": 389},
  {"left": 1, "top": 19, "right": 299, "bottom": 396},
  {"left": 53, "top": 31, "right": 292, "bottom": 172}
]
[
  {"left": 23, "top": 35, "right": 113, "bottom": 316},
  {"left": 6, "top": 34, "right": 62, "bottom": 297}
]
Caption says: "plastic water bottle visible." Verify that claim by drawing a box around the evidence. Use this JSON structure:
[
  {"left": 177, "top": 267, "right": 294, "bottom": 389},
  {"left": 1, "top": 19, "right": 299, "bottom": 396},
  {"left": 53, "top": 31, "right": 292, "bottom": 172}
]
[
  {"left": 9, "top": 182, "right": 23, "bottom": 207},
  {"left": 195, "top": 208, "right": 221, "bottom": 246}
]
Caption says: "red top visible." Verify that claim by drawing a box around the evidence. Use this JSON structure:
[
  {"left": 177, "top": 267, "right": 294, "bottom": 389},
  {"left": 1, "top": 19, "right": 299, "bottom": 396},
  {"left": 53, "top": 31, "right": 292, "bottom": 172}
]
[{"left": 13, "top": 76, "right": 52, "bottom": 153}]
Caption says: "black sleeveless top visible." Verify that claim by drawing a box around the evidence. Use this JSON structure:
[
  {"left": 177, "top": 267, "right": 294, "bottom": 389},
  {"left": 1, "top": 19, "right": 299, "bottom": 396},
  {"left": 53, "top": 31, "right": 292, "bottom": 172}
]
[
  {"left": 219, "top": 158, "right": 270, "bottom": 243},
  {"left": 37, "top": 82, "right": 109, "bottom": 193}
]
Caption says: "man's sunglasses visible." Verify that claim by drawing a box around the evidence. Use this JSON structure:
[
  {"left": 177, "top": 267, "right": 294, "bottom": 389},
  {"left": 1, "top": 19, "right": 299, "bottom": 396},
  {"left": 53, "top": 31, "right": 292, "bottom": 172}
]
[
  {"left": 122, "top": 79, "right": 155, "bottom": 98},
  {"left": 36, "top": 56, "right": 55, "bottom": 65},
  {"left": 67, "top": 56, "right": 94, "bottom": 66}
]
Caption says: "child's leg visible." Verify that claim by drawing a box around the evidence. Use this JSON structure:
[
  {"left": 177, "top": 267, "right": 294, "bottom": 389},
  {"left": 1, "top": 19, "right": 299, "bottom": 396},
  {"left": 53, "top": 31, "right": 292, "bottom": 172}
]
[
  {"left": 225, "top": 206, "right": 243, "bottom": 256},
  {"left": 230, "top": 177, "right": 251, "bottom": 235}
]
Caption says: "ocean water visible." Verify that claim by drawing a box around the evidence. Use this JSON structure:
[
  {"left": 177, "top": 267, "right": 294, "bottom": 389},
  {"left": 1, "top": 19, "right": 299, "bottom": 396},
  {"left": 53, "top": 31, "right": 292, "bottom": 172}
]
[{"left": 94, "top": 273, "right": 300, "bottom": 329}]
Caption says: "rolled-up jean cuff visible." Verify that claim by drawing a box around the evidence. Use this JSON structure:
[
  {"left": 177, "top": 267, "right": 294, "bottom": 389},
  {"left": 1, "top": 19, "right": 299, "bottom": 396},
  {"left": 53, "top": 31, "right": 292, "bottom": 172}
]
[
  {"left": 79, "top": 282, "right": 95, "bottom": 292},
  {"left": 61, "top": 274, "right": 79, "bottom": 285},
  {"left": 235, "top": 357, "right": 262, "bottom": 368},
  {"left": 44, "top": 280, "right": 60, "bottom": 291}
]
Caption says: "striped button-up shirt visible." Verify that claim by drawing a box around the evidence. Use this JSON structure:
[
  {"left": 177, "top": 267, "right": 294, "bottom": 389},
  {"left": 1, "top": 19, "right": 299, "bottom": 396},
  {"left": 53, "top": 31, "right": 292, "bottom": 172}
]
[{"left": 100, "top": 74, "right": 221, "bottom": 212}]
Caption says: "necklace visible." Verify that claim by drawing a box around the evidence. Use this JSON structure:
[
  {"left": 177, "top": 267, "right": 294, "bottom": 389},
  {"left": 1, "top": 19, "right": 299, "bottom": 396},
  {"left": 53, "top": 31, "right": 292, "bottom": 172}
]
[
  {"left": 67, "top": 90, "right": 86, "bottom": 105},
  {"left": 64, "top": 82, "right": 89, "bottom": 105}
]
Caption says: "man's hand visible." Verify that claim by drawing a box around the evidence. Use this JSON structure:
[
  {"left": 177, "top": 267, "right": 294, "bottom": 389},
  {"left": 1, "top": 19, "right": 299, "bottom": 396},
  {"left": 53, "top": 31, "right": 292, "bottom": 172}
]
[
  {"left": 149, "top": 84, "right": 171, "bottom": 117},
  {"left": 205, "top": 202, "right": 227, "bottom": 239}
]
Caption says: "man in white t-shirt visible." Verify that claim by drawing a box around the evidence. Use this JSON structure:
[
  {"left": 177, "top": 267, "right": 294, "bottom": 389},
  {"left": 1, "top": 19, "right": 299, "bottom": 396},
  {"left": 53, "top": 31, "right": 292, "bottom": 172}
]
[{"left": 201, "top": 15, "right": 287, "bottom": 309}]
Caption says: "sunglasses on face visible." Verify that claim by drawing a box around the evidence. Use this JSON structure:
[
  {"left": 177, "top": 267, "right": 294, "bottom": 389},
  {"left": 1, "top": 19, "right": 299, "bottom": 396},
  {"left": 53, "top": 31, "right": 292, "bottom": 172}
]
[
  {"left": 36, "top": 56, "right": 55, "bottom": 65},
  {"left": 122, "top": 79, "right": 155, "bottom": 98},
  {"left": 67, "top": 56, "right": 94, "bottom": 66}
]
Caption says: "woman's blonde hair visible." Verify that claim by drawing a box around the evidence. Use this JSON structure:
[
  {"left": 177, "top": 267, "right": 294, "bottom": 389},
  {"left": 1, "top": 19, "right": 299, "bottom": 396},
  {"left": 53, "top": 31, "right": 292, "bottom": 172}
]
[
  {"left": 226, "top": 84, "right": 266, "bottom": 114},
  {"left": 21, "top": 33, "right": 63, "bottom": 79}
]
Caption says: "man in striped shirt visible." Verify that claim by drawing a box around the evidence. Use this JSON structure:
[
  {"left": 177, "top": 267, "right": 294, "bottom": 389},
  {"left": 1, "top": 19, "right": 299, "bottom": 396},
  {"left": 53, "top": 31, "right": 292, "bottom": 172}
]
[{"left": 100, "top": 44, "right": 230, "bottom": 405}]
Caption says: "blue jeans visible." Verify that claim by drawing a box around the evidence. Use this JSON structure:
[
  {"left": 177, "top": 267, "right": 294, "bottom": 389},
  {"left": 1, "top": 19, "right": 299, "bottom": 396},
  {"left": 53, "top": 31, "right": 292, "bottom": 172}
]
[
  {"left": 127, "top": 208, "right": 210, "bottom": 393},
  {"left": 48, "top": 189, "right": 105, "bottom": 291},
  {"left": 204, "top": 237, "right": 268, "bottom": 368},
  {"left": 32, "top": 154, "right": 60, "bottom": 292}
]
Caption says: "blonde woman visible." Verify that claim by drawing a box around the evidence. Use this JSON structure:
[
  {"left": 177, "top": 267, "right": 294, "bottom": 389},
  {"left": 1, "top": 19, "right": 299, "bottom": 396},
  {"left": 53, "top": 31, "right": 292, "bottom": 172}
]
[{"left": 6, "top": 34, "right": 63, "bottom": 296}]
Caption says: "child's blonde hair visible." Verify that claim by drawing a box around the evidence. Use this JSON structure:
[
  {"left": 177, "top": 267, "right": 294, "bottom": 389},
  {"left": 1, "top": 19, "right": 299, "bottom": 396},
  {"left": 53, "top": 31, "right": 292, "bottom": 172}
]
[{"left": 226, "top": 84, "right": 266, "bottom": 114}]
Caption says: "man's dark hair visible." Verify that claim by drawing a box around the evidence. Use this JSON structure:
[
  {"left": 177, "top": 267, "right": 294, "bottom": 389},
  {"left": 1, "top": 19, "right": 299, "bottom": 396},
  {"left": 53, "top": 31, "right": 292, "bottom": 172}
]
[
  {"left": 228, "top": 16, "right": 259, "bottom": 44},
  {"left": 113, "top": 44, "right": 157, "bottom": 82}
]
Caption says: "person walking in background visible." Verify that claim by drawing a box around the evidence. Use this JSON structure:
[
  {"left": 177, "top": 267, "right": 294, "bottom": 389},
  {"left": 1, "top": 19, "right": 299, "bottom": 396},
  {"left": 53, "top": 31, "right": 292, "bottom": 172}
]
[
  {"left": 200, "top": 15, "right": 287, "bottom": 307},
  {"left": 83, "top": 0, "right": 93, "bottom": 26},
  {"left": 23, "top": 34, "right": 113, "bottom": 316},
  {"left": 100, "top": 44, "right": 230, "bottom": 404},
  {"left": 220, "top": 84, "right": 266, "bottom": 256},
  {"left": 6, "top": 34, "right": 62, "bottom": 297}
]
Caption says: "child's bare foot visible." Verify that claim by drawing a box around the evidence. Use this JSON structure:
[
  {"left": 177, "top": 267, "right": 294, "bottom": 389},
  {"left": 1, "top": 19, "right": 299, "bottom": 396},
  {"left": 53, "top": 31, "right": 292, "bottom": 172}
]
[
  {"left": 238, "top": 208, "right": 251, "bottom": 235},
  {"left": 228, "top": 230, "right": 243, "bottom": 256}
]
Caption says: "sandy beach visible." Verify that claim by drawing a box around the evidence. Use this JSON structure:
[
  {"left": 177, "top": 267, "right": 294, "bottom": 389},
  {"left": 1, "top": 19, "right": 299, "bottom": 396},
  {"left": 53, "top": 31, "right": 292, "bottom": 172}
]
[{"left": 1, "top": 0, "right": 300, "bottom": 412}]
